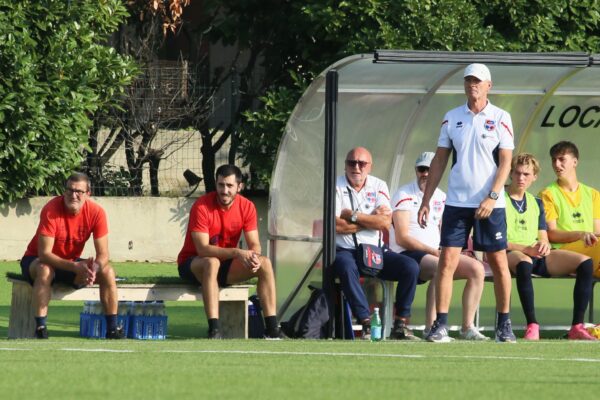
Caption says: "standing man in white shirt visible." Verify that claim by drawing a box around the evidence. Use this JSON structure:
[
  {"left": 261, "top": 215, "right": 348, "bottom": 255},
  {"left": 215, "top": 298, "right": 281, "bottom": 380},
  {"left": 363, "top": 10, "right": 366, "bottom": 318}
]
[
  {"left": 390, "top": 151, "right": 487, "bottom": 340},
  {"left": 418, "top": 63, "right": 516, "bottom": 342}
]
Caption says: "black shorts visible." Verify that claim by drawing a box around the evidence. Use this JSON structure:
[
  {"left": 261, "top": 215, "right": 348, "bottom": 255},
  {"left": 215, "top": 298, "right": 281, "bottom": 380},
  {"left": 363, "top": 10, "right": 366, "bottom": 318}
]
[
  {"left": 531, "top": 257, "right": 550, "bottom": 278},
  {"left": 400, "top": 250, "right": 429, "bottom": 284},
  {"left": 20, "top": 255, "right": 80, "bottom": 287},
  {"left": 178, "top": 257, "right": 233, "bottom": 287},
  {"left": 440, "top": 205, "right": 507, "bottom": 252}
]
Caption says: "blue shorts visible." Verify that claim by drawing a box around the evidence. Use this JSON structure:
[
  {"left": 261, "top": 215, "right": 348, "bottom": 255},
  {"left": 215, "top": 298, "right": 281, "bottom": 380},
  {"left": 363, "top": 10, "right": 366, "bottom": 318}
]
[
  {"left": 440, "top": 205, "right": 507, "bottom": 252},
  {"left": 20, "top": 255, "right": 81, "bottom": 287},
  {"left": 506, "top": 253, "right": 549, "bottom": 278},
  {"left": 178, "top": 257, "right": 232, "bottom": 287},
  {"left": 401, "top": 250, "right": 429, "bottom": 284}
]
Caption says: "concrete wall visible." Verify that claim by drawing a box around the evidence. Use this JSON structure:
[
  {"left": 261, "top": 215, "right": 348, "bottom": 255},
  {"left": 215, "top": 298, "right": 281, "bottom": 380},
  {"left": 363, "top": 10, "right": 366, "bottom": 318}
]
[{"left": 0, "top": 196, "right": 268, "bottom": 263}]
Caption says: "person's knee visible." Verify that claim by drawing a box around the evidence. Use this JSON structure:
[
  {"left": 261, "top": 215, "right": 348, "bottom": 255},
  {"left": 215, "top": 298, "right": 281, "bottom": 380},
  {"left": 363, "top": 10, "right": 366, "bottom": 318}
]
[
  {"left": 97, "top": 264, "right": 116, "bottom": 287},
  {"left": 197, "top": 257, "right": 220, "bottom": 283},
  {"left": 33, "top": 263, "right": 54, "bottom": 285}
]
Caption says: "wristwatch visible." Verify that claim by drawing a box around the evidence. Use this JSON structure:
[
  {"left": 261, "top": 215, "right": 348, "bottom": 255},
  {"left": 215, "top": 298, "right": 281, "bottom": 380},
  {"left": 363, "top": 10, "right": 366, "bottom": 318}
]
[
  {"left": 350, "top": 210, "right": 358, "bottom": 223},
  {"left": 488, "top": 191, "right": 499, "bottom": 200}
]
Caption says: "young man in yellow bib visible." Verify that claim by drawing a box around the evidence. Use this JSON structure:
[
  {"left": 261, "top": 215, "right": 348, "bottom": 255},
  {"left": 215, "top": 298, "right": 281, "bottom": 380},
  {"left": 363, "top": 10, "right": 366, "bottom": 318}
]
[
  {"left": 540, "top": 141, "right": 600, "bottom": 279},
  {"left": 506, "top": 153, "right": 595, "bottom": 340}
]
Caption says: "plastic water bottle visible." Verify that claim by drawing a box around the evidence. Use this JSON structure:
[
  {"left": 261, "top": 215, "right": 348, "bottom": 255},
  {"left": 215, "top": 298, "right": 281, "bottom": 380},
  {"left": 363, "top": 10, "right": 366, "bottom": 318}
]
[{"left": 370, "top": 307, "right": 382, "bottom": 342}]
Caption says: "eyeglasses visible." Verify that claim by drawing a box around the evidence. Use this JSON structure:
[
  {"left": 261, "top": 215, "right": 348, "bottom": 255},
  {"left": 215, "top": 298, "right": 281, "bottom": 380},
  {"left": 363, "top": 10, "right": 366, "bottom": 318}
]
[
  {"left": 65, "top": 188, "right": 87, "bottom": 196},
  {"left": 416, "top": 166, "right": 430, "bottom": 173},
  {"left": 345, "top": 159, "right": 370, "bottom": 169}
]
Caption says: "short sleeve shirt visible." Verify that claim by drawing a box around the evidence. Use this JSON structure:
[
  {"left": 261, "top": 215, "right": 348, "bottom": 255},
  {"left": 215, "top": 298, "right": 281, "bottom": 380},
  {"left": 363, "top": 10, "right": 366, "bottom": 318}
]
[
  {"left": 177, "top": 192, "right": 258, "bottom": 264},
  {"left": 23, "top": 196, "right": 108, "bottom": 260},
  {"left": 438, "top": 101, "right": 514, "bottom": 208},
  {"left": 540, "top": 182, "right": 600, "bottom": 223},
  {"left": 389, "top": 180, "right": 446, "bottom": 252},
  {"left": 335, "top": 175, "right": 391, "bottom": 249}
]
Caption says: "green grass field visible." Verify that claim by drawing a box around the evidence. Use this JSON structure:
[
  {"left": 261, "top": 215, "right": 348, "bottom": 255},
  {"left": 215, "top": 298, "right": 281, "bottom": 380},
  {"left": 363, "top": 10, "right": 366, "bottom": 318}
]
[{"left": 1, "top": 261, "right": 599, "bottom": 400}]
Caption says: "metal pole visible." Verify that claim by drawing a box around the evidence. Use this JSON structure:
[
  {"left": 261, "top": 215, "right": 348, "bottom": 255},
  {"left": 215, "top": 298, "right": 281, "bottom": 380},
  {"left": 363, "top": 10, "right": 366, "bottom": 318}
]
[{"left": 324, "top": 70, "right": 338, "bottom": 338}]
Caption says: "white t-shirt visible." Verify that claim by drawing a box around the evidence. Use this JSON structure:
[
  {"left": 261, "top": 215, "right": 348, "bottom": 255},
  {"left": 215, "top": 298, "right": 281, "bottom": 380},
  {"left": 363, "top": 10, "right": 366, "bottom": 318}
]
[
  {"left": 438, "top": 101, "right": 514, "bottom": 208},
  {"left": 335, "top": 174, "right": 391, "bottom": 249},
  {"left": 389, "top": 180, "right": 446, "bottom": 253}
]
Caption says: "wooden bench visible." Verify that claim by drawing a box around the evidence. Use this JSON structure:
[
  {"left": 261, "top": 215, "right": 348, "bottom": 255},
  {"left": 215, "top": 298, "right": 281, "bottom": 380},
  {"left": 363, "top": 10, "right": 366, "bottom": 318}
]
[{"left": 7, "top": 276, "right": 252, "bottom": 339}]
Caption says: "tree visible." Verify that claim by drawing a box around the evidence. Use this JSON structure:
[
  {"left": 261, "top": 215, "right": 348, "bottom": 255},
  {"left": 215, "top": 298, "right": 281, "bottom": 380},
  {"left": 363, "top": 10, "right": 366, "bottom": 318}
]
[
  {"left": 0, "top": 0, "right": 136, "bottom": 203},
  {"left": 229, "top": 0, "right": 600, "bottom": 187}
]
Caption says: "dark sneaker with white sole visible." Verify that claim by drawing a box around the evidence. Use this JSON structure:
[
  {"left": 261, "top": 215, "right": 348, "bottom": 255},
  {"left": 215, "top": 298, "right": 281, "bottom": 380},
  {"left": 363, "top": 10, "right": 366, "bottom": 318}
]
[
  {"left": 426, "top": 320, "right": 454, "bottom": 343},
  {"left": 495, "top": 319, "right": 517, "bottom": 343},
  {"left": 35, "top": 326, "right": 48, "bottom": 339}
]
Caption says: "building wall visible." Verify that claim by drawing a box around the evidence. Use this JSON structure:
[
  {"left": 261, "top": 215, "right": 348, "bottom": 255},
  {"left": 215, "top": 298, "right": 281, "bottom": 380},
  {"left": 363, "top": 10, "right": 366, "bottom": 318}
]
[{"left": 1, "top": 196, "right": 268, "bottom": 263}]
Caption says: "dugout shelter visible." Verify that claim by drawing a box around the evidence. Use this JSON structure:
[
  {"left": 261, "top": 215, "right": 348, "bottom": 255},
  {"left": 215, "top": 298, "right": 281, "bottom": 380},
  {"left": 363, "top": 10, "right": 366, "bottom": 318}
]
[{"left": 269, "top": 50, "right": 600, "bottom": 333}]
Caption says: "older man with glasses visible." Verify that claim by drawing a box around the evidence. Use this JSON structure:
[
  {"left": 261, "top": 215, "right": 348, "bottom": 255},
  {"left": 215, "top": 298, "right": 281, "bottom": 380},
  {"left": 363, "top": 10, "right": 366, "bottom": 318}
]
[
  {"left": 20, "top": 172, "right": 123, "bottom": 339},
  {"left": 333, "top": 146, "right": 420, "bottom": 340}
]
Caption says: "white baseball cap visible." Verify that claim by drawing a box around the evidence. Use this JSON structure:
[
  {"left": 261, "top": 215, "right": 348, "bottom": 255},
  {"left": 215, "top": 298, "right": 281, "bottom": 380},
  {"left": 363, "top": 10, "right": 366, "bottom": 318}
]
[
  {"left": 464, "top": 63, "right": 491, "bottom": 82},
  {"left": 415, "top": 152, "right": 435, "bottom": 168}
]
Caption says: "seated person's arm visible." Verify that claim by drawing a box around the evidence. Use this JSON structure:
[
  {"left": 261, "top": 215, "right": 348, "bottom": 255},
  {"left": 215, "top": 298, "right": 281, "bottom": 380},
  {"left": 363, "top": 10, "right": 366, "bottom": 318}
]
[
  {"left": 507, "top": 230, "right": 550, "bottom": 258},
  {"left": 191, "top": 231, "right": 257, "bottom": 267},
  {"left": 336, "top": 207, "right": 391, "bottom": 233},
  {"left": 541, "top": 190, "right": 595, "bottom": 245},
  {"left": 38, "top": 234, "right": 79, "bottom": 272},
  {"left": 392, "top": 210, "right": 439, "bottom": 256},
  {"left": 93, "top": 235, "right": 110, "bottom": 270}
]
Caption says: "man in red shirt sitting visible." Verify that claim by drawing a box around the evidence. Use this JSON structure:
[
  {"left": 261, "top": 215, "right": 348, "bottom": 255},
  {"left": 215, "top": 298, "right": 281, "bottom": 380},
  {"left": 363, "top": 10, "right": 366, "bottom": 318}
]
[
  {"left": 21, "top": 172, "right": 123, "bottom": 339},
  {"left": 177, "top": 165, "right": 283, "bottom": 339}
]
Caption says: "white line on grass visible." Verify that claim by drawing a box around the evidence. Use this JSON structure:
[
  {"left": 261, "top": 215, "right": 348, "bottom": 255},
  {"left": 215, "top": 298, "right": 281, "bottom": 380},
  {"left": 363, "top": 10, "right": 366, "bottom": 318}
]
[
  {"left": 1, "top": 347, "right": 599, "bottom": 363},
  {"left": 62, "top": 348, "right": 134, "bottom": 353}
]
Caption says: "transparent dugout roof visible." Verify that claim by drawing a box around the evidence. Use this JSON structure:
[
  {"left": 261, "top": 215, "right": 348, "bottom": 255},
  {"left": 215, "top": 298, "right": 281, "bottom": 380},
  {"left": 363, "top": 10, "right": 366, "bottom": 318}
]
[{"left": 270, "top": 50, "right": 600, "bottom": 317}]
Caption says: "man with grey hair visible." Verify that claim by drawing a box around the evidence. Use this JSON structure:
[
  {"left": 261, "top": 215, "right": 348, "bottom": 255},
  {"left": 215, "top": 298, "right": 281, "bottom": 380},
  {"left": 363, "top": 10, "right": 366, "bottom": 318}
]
[
  {"left": 21, "top": 172, "right": 123, "bottom": 339},
  {"left": 418, "top": 63, "right": 516, "bottom": 342}
]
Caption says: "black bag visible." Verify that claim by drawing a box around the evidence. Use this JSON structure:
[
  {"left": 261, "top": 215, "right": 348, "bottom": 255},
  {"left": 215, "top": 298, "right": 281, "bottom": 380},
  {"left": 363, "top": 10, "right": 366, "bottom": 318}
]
[
  {"left": 347, "top": 186, "right": 384, "bottom": 277},
  {"left": 356, "top": 243, "right": 384, "bottom": 277},
  {"left": 281, "top": 286, "right": 329, "bottom": 339}
]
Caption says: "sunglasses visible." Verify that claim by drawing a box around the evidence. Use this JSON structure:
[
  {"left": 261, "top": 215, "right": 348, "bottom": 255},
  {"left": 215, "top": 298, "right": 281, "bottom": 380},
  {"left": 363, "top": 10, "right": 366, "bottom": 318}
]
[
  {"left": 345, "top": 159, "right": 370, "bottom": 169},
  {"left": 416, "top": 166, "right": 430, "bottom": 173}
]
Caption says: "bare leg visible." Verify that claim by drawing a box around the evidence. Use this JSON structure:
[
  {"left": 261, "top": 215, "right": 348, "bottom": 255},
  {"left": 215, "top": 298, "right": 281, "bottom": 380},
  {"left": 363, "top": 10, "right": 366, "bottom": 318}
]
[
  {"left": 97, "top": 263, "right": 118, "bottom": 315},
  {"left": 435, "top": 247, "right": 462, "bottom": 313},
  {"left": 30, "top": 260, "right": 54, "bottom": 319},
  {"left": 486, "top": 250, "right": 511, "bottom": 313},
  {"left": 453, "top": 254, "right": 485, "bottom": 331},
  {"left": 190, "top": 257, "right": 221, "bottom": 319}
]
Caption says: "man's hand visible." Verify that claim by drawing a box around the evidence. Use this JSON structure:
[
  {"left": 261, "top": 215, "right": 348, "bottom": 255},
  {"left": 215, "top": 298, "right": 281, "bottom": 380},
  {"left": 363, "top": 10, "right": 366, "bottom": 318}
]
[
  {"left": 475, "top": 198, "right": 495, "bottom": 220},
  {"left": 371, "top": 205, "right": 391, "bottom": 216},
  {"left": 340, "top": 208, "right": 353, "bottom": 222},
  {"left": 523, "top": 241, "right": 550, "bottom": 258},
  {"left": 74, "top": 257, "right": 97, "bottom": 287},
  {"left": 417, "top": 204, "right": 430, "bottom": 228},
  {"left": 581, "top": 232, "right": 598, "bottom": 247},
  {"left": 238, "top": 249, "right": 261, "bottom": 273}
]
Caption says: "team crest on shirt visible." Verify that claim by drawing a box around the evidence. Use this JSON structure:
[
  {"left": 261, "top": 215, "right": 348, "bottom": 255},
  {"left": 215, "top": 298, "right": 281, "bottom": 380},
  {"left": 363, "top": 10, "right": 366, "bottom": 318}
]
[
  {"left": 366, "top": 191, "right": 377, "bottom": 203},
  {"left": 456, "top": 121, "right": 463, "bottom": 129},
  {"left": 432, "top": 200, "right": 443, "bottom": 213},
  {"left": 484, "top": 119, "right": 496, "bottom": 131}
]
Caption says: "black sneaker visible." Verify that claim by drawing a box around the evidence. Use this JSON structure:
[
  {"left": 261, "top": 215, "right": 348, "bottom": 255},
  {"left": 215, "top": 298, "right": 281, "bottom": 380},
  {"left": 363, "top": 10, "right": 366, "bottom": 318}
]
[
  {"left": 361, "top": 319, "right": 371, "bottom": 341},
  {"left": 208, "top": 328, "right": 223, "bottom": 339},
  {"left": 389, "top": 319, "right": 421, "bottom": 341},
  {"left": 35, "top": 326, "right": 48, "bottom": 339},
  {"left": 264, "top": 327, "right": 287, "bottom": 340},
  {"left": 106, "top": 326, "right": 125, "bottom": 339}
]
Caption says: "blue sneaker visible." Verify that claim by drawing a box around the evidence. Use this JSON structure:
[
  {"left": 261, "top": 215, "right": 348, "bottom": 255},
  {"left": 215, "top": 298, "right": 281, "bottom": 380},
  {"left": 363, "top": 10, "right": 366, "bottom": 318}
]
[
  {"left": 426, "top": 320, "right": 454, "bottom": 343},
  {"left": 495, "top": 319, "right": 517, "bottom": 343}
]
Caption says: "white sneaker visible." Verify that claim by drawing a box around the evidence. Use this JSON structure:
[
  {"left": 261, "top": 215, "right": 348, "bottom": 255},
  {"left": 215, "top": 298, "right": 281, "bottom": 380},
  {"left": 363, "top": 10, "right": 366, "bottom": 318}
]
[{"left": 459, "top": 326, "right": 490, "bottom": 341}]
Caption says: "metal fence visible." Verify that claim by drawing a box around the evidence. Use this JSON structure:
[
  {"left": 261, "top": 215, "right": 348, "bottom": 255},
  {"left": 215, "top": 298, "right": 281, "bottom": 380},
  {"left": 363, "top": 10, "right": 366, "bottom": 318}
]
[{"left": 87, "top": 60, "right": 242, "bottom": 197}]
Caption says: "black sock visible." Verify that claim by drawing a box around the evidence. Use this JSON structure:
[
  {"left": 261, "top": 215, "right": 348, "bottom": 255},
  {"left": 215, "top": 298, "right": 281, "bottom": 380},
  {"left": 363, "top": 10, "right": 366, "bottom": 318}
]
[
  {"left": 436, "top": 313, "right": 448, "bottom": 325},
  {"left": 35, "top": 316, "right": 47, "bottom": 329},
  {"left": 208, "top": 318, "right": 220, "bottom": 331},
  {"left": 572, "top": 259, "right": 593, "bottom": 325},
  {"left": 515, "top": 261, "right": 537, "bottom": 324},
  {"left": 497, "top": 312, "right": 510, "bottom": 327},
  {"left": 105, "top": 314, "right": 118, "bottom": 331},
  {"left": 264, "top": 315, "right": 278, "bottom": 333}
]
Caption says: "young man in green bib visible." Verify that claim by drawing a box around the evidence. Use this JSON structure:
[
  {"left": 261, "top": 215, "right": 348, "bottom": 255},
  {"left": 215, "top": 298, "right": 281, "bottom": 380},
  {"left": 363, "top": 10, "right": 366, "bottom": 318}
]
[
  {"left": 506, "top": 153, "right": 595, "bottom": 340},
  {"left": 540, "top": 141, "right": 600, "bottom": 279}
]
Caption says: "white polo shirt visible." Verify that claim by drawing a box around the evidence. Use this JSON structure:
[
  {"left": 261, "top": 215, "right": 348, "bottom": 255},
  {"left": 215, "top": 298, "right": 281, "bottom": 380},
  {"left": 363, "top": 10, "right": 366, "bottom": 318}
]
[
  {"left": 389, "top": 180, "right": 446, "bottom": 252},
  {"left": 438, "top": 101, "right": 514, "bottom": 208},
  {"left": 335, "top": 174, "right": 391, "bottom": 249}
]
